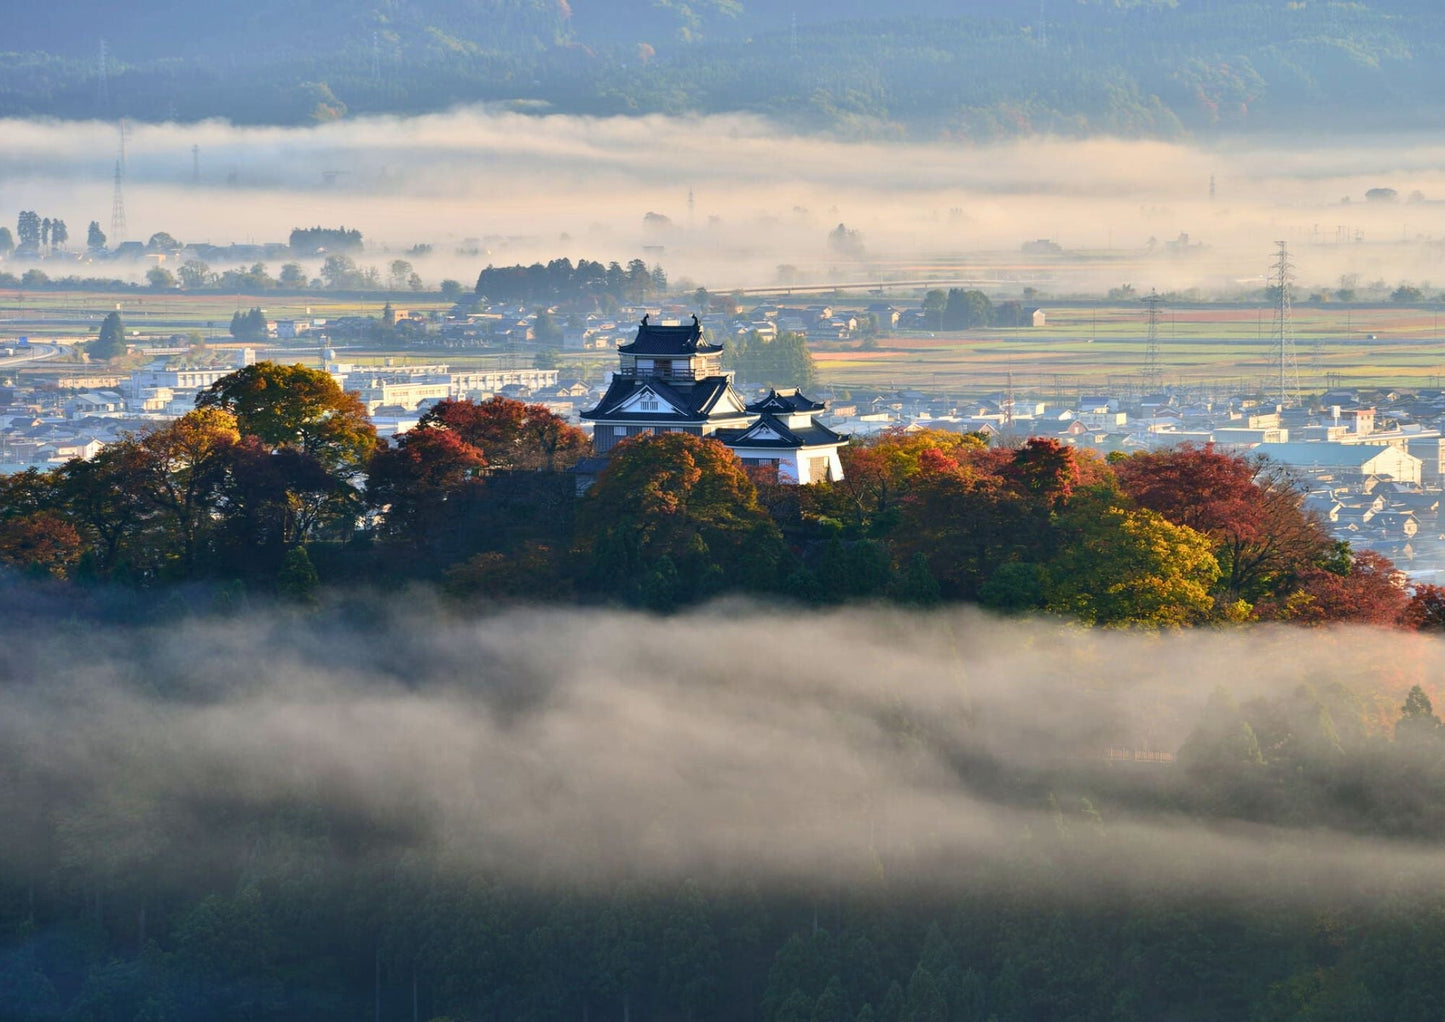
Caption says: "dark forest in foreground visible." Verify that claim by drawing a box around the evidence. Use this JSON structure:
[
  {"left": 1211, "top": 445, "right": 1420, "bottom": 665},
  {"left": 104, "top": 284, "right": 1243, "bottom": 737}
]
[{"left": 4, "top": 602, "right": 1445, "bottom": 1021}]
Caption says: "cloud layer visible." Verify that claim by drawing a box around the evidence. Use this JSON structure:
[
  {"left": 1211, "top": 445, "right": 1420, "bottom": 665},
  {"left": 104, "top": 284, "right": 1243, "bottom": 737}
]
[
  {"left": 1, "top": 599, "right": 1439, "bottom": 908},
  {"left": 5, "top": 109, "right": 1445, "bottom": 291}
]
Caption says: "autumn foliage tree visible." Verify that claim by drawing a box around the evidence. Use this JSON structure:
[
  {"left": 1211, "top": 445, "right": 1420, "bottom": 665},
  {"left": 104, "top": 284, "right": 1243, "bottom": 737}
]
[
  {"left": 577, "top": 433, "right": 784, "bottom": 609},
  {"left": 417, "top": 396, "right": 589, "bottom": 472},
  {"left": 367, "top": 425, "right": 488, "bottom": 543},
  {"left": 1114, "top": 445, "right": 1332, "bottom": 604}
]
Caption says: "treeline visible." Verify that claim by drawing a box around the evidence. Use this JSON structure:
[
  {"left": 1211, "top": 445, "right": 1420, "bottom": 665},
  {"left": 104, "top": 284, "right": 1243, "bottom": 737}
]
[
  {"left": 3, "top": 2, "right": 1444, "bottom": 136},
  {"left": 473, "top": 257, "right": 667, "bottom": 306},
  {"left": 0, "top": 361, "right": 1438, "bottom": 633},
  {"left": 724, "top": 330, "right": 817, "bottom": 389}
]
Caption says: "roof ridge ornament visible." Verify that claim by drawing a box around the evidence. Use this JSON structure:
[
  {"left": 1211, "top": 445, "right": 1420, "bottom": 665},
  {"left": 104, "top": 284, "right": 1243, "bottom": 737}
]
[{"left": 641, "top": 313, "right": 650, "bottom": 326}]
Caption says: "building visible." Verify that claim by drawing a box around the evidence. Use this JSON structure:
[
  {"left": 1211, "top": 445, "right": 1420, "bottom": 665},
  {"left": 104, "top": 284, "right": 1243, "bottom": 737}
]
[
  {"left": 581, "top": 315, "right": 847, "bottom": 483},
  {"left": 1255, "top": 442, "right": 1422, "bottom": 484}
]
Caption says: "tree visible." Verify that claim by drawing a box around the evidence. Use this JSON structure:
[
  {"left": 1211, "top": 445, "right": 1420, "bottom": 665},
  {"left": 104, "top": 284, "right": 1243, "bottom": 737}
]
[
  {"left": 134, "top": 407, "right": 242, "bottom": 575},
  {"left": 366, "top": 426, "right": 488, "bottom": 543},
  {"left": 0, "top": 226, "right": 14, "bottom": 254},
  {"left": 87, "top": 220, "right": 106, "bottom": 251},
  {"left": 1115, "top": 445, "right": 1331, "bottom": 604},
  {"left": 16, "top": 211, "right": 40, "bottom": 251},
  {"left": 578, "top": 433, "right": 784, "bottom": 606},
  {"left": 178, "top": 260, "right": 212, "bottom": 289},
  {"left": 1266, "top": 548, "right": 1410, "bottom": 627},
  {"left": 942, "top": 288, "right": 992, "bottom": 329},
  {"left": 0, "top": 512, "right": 82, "bottom": 579},
  {"left": 1397, "top": 685, "right": 1442, "bottom": 744},
  {"left": 146, "top": 231, "right": 180, "bottom": 251},
  {"left": 913, "top": 286, "right": 947, "bottom": 325},
  {"left": 276, "top": 545, "right": 321, "bottom": 604},
  {"left": 439, "top": 279, "right": 463, "bottom": 300},
  {"left": 197, "top": 362, "right": 378, "bottom": 474},
  {"left": 91, "top": 311, "right": 125, "bottom": 360},
  {"left": 146, "top": 266, "right": 176, "bottom": 289},
  {"left": 533, "top": 308, "right": 563, "bottom": 343},
  {"left": 388, "top": 259, "right": 414, "bottom": 290},
  {"left": 278, "top": 262, "right": 307, "bottom": 288},
  {"left": 725, "top": 330, "right": 816, "bottom": 389},
  {"left": 320, "top": 253, "right": 367, "bottom": 289},
  {"left": 417, "top": 397, "right": 589, "bottom": 472},
  {"left": 229, "top": 307, "right": 268, "bottom": 340},
  {"left": 828, "top": 222, "right": 864, "bottom": 257},
  {"left": 1405, "top": 583, "right": 1445, "bottom": 631},
  {"left": 1045, "top": 503, "right": 1220, "bottom": 627},
  {"left": 50, "top": 219, "right": 68, "bottom": 248}
]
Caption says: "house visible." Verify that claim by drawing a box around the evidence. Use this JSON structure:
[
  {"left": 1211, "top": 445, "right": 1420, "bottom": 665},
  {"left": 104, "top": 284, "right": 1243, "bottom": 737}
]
[
  {"left": 1255, "top": 442, "right": 1422, "bottom": 484},
  {"left": 580, "top": 315, "right": 847, "bottom": 484},
  {"left": 1030, "top": 308, "right": 1046, "bottom": 327}
]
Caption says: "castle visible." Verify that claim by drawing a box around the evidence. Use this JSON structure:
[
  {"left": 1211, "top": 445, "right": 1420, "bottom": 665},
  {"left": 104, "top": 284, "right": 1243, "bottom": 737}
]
[{"left": 581, "top": 315, "right": 847, "bottom": 483}]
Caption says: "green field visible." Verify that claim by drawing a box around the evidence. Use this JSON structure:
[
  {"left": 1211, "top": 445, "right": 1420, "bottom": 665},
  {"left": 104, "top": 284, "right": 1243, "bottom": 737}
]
[
  {"left": 815, "top": 304, "right": 1445, "bottom": 399},
  {"left": 7, "top": 289, "right": 1445, "bottom": 398}
]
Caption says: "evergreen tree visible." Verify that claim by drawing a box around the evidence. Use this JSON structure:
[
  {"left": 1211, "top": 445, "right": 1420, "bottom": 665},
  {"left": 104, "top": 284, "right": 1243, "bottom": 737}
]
[
  {"left": 277, "top": 545, "right": 320, "bottom": 604},
  {"left": 91, "top": 311, "right": 125, "bottom": 360}
]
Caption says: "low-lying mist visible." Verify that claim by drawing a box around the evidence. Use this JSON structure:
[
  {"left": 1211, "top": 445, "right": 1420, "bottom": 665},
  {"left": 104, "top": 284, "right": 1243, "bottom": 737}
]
[
  {"left": 2, "top": 598, "right": 1441, "bottom": 908},
  {"left": 6, "top": 109, "right": 1445, "bottom": 292}
]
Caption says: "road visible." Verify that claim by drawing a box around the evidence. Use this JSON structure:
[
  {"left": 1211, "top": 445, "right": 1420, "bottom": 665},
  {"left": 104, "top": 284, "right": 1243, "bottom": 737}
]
[{"left": 0, "top": 343, "right": 62, "bottom": 366}]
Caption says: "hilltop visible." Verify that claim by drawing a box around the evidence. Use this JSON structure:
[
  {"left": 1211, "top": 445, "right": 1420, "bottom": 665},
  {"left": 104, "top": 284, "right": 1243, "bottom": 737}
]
[{"left": 3, "top": 0, "right": 1445, "bottom": 137}]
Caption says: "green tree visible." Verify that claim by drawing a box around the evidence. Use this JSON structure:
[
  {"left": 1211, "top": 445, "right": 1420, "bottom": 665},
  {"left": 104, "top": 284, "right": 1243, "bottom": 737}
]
[
  {"left": 942, "top": 288, "right": 992, "bottom": 329},
  {"left": 1045, "top": 500, "right": 1221, "bottom": 627},
  {"left": 146, "top": 266, "right": 176, "bottom": 289},
  {"left": 278, "top": 262, "right": 307, "bottom": 288},
  {"left": 277, "top": 545, "right": 320, "bottom": 604},
  {"left": 197, "top": 361, "right": 378, "bottom": 473},
  {"left": 178, "top": 259, "right": 212, "bottom": 289},
  {"left": 86, "top": 220, "right": 106, "bottom": 250},
  {"left": 92, "top": 311, "right": 125, "bottom": 360},
  {"left": 1397, "top": 685, "right": 1442, "bottom": 744}
]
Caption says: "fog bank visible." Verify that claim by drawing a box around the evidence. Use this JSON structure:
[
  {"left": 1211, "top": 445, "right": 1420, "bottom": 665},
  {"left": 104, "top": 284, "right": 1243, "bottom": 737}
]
[
  {"left": 0, "top": 600, "right": 1439, "bottom": 906},
  {"left": 4, "top": 109, "right": 1445, "bottom": 291}
]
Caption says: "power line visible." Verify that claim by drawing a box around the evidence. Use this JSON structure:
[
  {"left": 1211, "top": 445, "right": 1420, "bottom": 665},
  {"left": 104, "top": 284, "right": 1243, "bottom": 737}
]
[
  {"left": 110, "top": 120, "right": 129, "bottom": 244},
  {"left": 97, "top": 39, "right": 109, "bottom": 112},
  {"left": 1142, "top": 289, "right": 1164, "bottom": 393},
  {"left": 1270, "top": 240, "right": 1301, "bottom": 407}
]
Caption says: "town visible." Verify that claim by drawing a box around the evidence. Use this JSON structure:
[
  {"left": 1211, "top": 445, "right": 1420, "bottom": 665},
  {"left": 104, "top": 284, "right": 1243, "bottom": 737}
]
[{"left": 6, "top": 270, "right": 1445, "bottom": 576}]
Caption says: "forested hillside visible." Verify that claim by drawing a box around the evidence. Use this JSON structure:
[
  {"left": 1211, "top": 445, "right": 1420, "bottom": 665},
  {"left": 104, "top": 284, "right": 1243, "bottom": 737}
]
[{"left": 3, "top": 0, "right": 1445, "bottom": 137}]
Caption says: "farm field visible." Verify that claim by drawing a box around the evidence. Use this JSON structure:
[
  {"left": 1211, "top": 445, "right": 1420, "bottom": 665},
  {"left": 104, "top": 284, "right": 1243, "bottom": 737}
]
[
  {"left": 815, "top": 304, "right": 1445, "bottom": 398},
  {"left": 0, "top": 290, "right": 447, "bottom": 342},
  {"left": 6, "top": 289, "right": 1445, "bottom": 399}
]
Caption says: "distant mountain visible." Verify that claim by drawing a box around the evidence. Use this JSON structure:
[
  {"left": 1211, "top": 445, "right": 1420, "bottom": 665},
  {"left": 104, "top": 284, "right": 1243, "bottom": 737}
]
[{"left": 2, "top": 0, "right": 1444, "bottom": 137}]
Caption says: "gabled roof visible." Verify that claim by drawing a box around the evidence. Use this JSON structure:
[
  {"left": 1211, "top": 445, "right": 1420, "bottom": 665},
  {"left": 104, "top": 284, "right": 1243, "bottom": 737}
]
[
  {"left": 747, "top": 388, "right": 826, "bottom": 414},
  {"left": 716, "top": 413, "right": 847, "bottom": 450},
  {"left": 1256, "top": 442, "right": 1411, "bottom": 468},
  {"left": 617, "top": 314, "right": 723, "bottom": 355},
  {"left": 581, "top": 375, "right": 750, "bottom": 423}
]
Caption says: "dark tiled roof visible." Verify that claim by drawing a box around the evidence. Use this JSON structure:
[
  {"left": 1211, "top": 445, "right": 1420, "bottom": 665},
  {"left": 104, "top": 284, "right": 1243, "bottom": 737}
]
[
  {"left": 715, "top": 414, "right": 847, "bottom": 449},
  {"left": 582, "top": 376, "right": 749, "bottom": 422},
  {"left": 617, "top": 315, "right": 723, "bottom": 355},
  {"left": 746, "top": 388, "right": 826, "bottom": 414}
]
